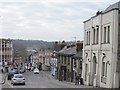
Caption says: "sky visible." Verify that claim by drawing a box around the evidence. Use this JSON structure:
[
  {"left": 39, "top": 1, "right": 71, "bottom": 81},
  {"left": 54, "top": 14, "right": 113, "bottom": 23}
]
[{"left": 0, "top": 0, "right": 119, "bottom": 41}]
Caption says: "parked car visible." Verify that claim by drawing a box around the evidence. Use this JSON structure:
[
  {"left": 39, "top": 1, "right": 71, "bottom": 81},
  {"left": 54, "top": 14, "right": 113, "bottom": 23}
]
[
  {"left": 31, "top": 66, "right": 35, "bottom": 71},
  {"left": 7, "top": 69, "right": 19, "bottom": 80},
  {"left": 19, "top": 68, "right": 25, "bottom": 73},
  {"left": 11, "top": 74, "right": 25, "bottom": 85},
  {"left": 33, "top": 68, "right": 39, "bottom": 74},
  {"left": 24, "top": 66, "right": 31, "bottom": 70}
]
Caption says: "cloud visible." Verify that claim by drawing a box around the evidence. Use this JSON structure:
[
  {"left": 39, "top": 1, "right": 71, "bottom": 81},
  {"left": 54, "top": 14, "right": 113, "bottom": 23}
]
[{"left": 0, "top": 0, "right": 119, "bottom": 41}]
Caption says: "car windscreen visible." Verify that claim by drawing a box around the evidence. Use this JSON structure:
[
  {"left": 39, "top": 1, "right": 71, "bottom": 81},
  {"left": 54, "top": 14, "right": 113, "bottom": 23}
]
[{"left": 15, "top": 75, "right": 23, "bottom": 78}]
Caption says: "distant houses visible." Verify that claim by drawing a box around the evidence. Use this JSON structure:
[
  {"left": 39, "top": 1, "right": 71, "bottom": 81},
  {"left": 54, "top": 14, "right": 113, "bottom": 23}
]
[
  {"left": 38, "top": 49, "right": 53, "bottom": 71},
  {"left": 31, "top": 41, "right": 67, "bottom": 73}
]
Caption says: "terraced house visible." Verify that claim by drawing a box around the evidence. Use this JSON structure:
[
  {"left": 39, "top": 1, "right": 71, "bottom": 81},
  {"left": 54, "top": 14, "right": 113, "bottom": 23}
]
[
  {"left": 83, "top": 1, "right": 120, "bottom": 88},
  {"left": 57, "top": 41, "right": 83, "bottom": 82}
]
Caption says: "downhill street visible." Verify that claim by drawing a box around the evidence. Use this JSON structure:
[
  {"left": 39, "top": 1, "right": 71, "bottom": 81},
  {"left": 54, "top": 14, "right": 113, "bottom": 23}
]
[{"left": 2, "top": 70, "right": 94, "bottom": 88}]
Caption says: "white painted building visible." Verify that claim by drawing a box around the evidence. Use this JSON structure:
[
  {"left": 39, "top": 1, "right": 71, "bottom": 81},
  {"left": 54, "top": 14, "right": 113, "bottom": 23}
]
[{"left": 82, "top": 1, "right": 120, "bottom": 88}]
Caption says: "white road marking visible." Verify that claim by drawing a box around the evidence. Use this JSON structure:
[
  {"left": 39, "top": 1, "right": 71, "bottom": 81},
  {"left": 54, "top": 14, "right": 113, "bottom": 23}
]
[{"left": 6, "top": 80, "right": 13, "bottom": 88}]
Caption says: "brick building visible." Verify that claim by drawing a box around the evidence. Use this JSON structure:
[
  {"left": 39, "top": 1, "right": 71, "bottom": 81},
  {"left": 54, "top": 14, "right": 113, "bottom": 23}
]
[{"left": 0, "top": 39, "right": 13, "bottom": 71}]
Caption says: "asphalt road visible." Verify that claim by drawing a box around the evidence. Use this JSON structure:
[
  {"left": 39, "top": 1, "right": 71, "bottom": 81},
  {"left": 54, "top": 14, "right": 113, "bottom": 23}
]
[{"left": 2, "top": 70, "right": 94, "bottom": 88}]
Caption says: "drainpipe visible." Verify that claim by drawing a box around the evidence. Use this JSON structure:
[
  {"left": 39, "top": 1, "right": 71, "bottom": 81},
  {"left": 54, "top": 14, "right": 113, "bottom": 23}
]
[{"left": 111, "top": 9, "right": 119, "bottom": 88}]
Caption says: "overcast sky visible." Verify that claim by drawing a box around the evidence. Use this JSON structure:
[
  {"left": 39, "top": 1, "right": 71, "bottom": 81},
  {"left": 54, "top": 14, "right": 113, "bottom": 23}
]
[{"left": 0, "top": 0, "right": 119, "bottom": 41}]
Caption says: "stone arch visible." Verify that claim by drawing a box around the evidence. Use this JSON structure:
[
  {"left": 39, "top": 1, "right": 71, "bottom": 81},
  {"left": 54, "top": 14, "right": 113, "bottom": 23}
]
[{"left": 101, "top": 55, "right": 107, "bottom": 84}]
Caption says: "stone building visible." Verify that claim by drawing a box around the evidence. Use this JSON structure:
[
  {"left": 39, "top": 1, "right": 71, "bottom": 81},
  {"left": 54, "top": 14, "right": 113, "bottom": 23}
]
[
  {"left": 72, "top": 51, "right": 82, "bottom": 82},
  {"left": 82, "top": 1, "right": 120, "bottom": 88},
  {"left": 57, "top": 41, "right": 83, "bottom": 82},
  {"left": 57, "top": 44, "right": 76, "bottom": 82}
]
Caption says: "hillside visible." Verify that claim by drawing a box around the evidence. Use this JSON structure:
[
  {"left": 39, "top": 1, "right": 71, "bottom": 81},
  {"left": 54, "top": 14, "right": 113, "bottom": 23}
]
[{"left": 12, "top": 39, "right": 55, "bottom": 61}]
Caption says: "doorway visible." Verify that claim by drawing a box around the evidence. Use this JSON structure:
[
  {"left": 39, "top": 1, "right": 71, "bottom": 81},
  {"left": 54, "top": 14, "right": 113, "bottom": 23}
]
[{"left": 61, "top": 66, "right": 67, "bottom": 81}]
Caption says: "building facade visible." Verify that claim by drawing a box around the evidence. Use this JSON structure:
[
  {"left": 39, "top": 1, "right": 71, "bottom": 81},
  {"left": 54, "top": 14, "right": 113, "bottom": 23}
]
[
  {"left": 33, "top": 52, "right": 39, "bottom": 68},
  {"left": 72, "top": 51, "right": 82, "bottom": 82},
  {"left": 83, "top": 1, "right": 120, "bottom": 88},
  {"left": 50, "top": 50, "right": 57, "bottom": 76},
  {"left": 57, "top": 41, "right": 83, "bottom": 82},
  {"left": 0, "top": 39, "right": 13, "bottom": 71},
  {"left": 13, "top": 54, "right": 22, "bottom": 68},
  {"left": 38, "top": 49, "right": 53, "bottom": 71},
  {"left": 57, "top": 45, "right": 76, "bottom": 82}
]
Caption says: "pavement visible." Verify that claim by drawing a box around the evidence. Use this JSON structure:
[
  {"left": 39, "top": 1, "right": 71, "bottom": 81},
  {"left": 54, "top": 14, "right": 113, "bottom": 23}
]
[
  {"left": 41, "top": 70, "right": 95, "bottom": 88},
  {"left": 0, "top": 73, "right": 2, "bottom": 90}
]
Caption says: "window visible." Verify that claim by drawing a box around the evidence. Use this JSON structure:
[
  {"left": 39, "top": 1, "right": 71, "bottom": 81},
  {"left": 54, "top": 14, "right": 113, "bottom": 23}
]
[
  {"left": 68, "top": 57, "right": 70, "bottom": 65},
  {"left": 102, "top": 25, "right": 110, "bottom": 44},
  {"left": 96, "top": 28, "right": 99, "bottom": 44},
  {"left": 88, "top": 31, "right": 90, "bottom": 45},
  {"left": 64, "top": 56, "right": 66, "bottom": 64},
  {"left": 86, "top": 31, "right": 90, "bottom": 45},
  {"left": 43, "top": 57, "right": 45, "bottom": 64},
  {"left": 87, "top": 32, "right": 88, "bottom": 45},
  {"left": 74, "top": 59, "right": 77, "bottom": 67},
  {"left": 85, "top": 64, "right": 88, "bottom": 81},
  {"left": 80, "top": 61, "right": 82, "bottom": 69},
  {"left": 102, "top": 61, "right": 105, "bottom": 76},
  {"left": 107, "top": 26, "right": 110, "bottom": 43},
  {"left": 93, "top": 29, "right": 95, "bottom": 44},
  {"left": 101, "top": 56, "right": 107, "bottom": 83},
  {"left": 104, "top": 27, "right": 106, "bottom": 43},
  {"left": 62, "top": 56, "right": 63, "bottom": 64},
  {"left": 105, "top": 63, "right": 107, "bottom": 77},
  {"left": 93, "top": 56, "right": 97, "bottom": 75}
]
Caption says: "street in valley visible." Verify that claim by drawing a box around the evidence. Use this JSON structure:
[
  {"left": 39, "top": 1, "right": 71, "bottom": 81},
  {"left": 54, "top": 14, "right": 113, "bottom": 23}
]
[{"left": 2, "top": 71, "right": 94, "bottom": 88}]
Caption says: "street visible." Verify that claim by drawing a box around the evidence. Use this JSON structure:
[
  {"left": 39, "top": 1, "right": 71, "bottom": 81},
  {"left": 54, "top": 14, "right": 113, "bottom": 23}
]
[{"left": 2, "top": 71, "right": 94, "bottom": 88}]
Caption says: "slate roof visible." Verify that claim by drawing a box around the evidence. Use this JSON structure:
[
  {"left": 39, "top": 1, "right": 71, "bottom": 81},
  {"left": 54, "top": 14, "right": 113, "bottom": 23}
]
[
  {"left": 103, "top": 1, "right": 120, "bottom": 13},
  {"left": 73, "top": 51, "right": 82, "bottom": 58},
  {"left": 58, "top": 46, "right": 76, "bottom": 55}
]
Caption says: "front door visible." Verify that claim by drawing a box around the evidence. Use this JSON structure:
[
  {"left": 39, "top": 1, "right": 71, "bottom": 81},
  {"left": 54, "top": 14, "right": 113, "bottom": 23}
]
[{"left": 61, "top": 66, "right": 67, "bottom": 81}]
